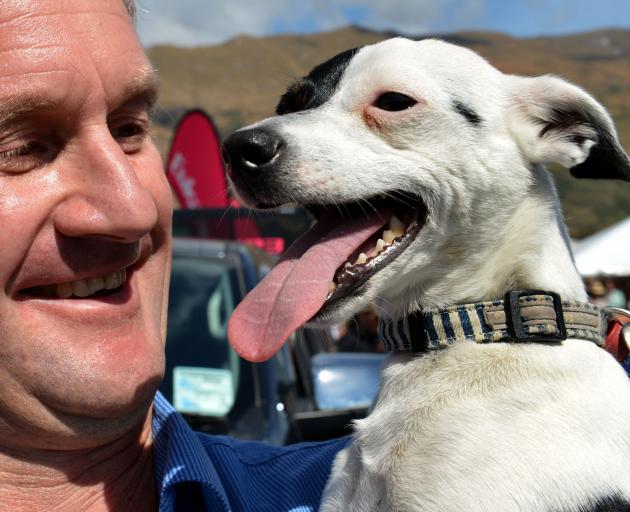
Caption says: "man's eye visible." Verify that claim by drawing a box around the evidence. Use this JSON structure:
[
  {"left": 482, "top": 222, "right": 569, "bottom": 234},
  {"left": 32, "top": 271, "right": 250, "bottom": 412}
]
[
  {"left": 0, "top": 141, "right": 47, "bottom": 159},
  {"left": 115, "top": 122, "right": 146, "bottom": 139},
  {"left": 0, "top": 138, "right": 56, "bottom": 174},
  {"left": 374, "top": 92, "right": 417, "bottom": 112},
  {"left": 111, "top": 120, "right": 149, "bottom": 154}
]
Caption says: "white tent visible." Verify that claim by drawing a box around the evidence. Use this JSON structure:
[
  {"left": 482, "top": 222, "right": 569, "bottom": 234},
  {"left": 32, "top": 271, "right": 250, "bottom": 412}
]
[{"left": 573, "top": 217, "right": 630, "bottom": 276}]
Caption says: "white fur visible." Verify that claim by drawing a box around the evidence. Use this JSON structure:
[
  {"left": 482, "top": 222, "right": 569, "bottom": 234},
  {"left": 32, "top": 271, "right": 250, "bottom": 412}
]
[
  {"left": 233, "top": 38, "right": 630, "bottom": 511},
  {"left": 322, "top": 342, "right": 630, "bottom": 511}
]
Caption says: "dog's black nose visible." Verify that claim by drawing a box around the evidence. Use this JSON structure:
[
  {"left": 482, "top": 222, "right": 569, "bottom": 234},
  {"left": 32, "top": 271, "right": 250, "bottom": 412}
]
[{"left": 222, "top": 129, "right": 283, "bottom": 176}]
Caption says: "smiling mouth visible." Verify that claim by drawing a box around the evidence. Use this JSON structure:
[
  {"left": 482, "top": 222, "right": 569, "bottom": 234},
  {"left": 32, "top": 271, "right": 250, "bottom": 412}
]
[
  {"left": 324, "top": 203, "right": 425, "bottom": 308},
  {"left": 227, "top": 190, "right": 428, "bottom": 362},
  {"left": 308, "top": 192, "right": 427, "bottom": 310},
  {"left": 22, "top": 269, "right": 129, "bottom": 299}
]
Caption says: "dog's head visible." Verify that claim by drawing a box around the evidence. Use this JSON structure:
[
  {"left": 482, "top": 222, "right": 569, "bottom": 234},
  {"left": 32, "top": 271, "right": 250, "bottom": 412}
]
[{"left": 224, "top": 38, "right": 630, "bottom": 361}]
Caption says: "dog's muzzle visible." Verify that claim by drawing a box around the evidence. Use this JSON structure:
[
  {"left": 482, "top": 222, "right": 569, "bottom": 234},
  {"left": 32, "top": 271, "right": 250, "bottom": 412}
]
[{"left": 222, "top": 128, "right": 285, "bottom": 206}]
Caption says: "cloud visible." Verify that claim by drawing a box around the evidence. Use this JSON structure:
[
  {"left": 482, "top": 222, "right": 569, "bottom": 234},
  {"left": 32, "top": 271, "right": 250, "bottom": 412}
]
[
  {"left": 340, "top": 0, "right": 486, "bottom": 35},
  {"left": 135, "top": 0, "right": 628, "bottom": 48},
  {"left": 135, "top": 0, "right": 484, "bottom": 47},
  {"left": 136, "top": 0, "right": 281, "bottom": 46}
]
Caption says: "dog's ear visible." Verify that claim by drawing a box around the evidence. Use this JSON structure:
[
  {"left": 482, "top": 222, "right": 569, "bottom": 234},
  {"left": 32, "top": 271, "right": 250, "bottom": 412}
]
[{"left": 506, "top": 75, "right": 630, "bottom": 180}]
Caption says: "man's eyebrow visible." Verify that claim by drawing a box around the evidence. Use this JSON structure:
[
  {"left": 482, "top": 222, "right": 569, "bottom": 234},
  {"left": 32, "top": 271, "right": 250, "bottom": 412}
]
[
  {"left": 116, "top": 68, "right": 160, "bottom": 112},
  {"left": 0, "top": 69, "right": 160, "bottom": 127},
  {"left": 0, "top": 96, "right": 58, "bottom": 127}
]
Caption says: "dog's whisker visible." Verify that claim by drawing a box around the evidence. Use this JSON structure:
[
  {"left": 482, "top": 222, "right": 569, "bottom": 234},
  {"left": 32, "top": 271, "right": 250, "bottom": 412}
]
[
  {"left": 360, "top": 198, "right": 380, "bottom": 214},
  {"left": 355, "top": 200, "right": 370, "bottom": 220},
  {"left": 339, "top": 202, "right": 351, "bottom": 219},
  {"left": 381, "top": 191, "right": 416, "bottom": 210},
  {"left": 216, "top": 202, "right": 233, "bottom": 229}
]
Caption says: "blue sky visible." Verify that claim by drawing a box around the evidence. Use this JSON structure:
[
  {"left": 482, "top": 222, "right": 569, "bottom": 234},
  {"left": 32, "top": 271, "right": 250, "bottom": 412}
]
[{"left": 136, "top": 0, "right": 630, "bottom": 48}]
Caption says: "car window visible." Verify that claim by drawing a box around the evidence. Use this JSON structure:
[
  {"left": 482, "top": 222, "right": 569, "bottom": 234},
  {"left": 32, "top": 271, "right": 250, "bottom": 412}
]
[{"left": 161, "top": 256, "right": 243, "bottom": 417}]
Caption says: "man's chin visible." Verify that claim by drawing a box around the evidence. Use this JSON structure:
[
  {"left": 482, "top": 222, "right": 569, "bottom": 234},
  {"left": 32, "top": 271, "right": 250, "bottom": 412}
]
[
  {"left": 23, "top": 332, "right": 165, "bottom": 433},
  {"left": 57, "top": 374, "right": 162, "bottom": 420},
  {"left": 35, "top": 376, "right": 161, "bottom": 448}
]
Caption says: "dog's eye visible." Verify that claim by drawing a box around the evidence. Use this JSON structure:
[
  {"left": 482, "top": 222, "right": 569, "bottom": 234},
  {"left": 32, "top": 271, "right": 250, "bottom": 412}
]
[{"left": 375, "top": 92, "right": 417, "bottom": 112}]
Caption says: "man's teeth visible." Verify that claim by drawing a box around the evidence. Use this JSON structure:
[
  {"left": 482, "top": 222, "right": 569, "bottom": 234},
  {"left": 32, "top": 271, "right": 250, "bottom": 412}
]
[
  {"left": 46, "top": 269, "right": 127, "bottom": 299},
  {"left": 104, "top": 271, "right": 124, "bottom": 290}
]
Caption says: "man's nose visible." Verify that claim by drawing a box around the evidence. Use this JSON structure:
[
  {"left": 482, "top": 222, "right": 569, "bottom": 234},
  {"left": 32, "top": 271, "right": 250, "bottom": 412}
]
[{"left": 53, "top": 130, "right": 159, "bottom": 242}]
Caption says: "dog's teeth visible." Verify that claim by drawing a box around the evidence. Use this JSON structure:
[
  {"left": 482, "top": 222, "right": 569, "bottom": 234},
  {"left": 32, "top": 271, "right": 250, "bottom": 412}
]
[
  {"left": 383, "top": 230, "right": 397, "bottom": 244},
  {"left": 355, "top": 253, "right": 368, "bottom": 265},
  {"left": 376, "top": 239, "right": 386, "bottom": 253},
  {"left": 388, "top": 215, "right": 405, "bottom": 238},
  {"left": 390, "top": 215, "right": 405, "bottom": 233},
  {"left": 328, "top": 282, "right": 337, "bottom": 293}
]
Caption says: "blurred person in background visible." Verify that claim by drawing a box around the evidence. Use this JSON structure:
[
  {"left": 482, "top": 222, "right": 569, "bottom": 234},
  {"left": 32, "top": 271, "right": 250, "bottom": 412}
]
[
  {"left": 587, "top": 278, "right": 609, "bottom": 305},
  {"left": 587, "top": 278, "right": 627, "bottom": 308},
  {"left": 604, "top": 278, "right": 627, "bottom": 308},
  {"left": 0, "top": 1, "right": 347, "bottom": 511}
]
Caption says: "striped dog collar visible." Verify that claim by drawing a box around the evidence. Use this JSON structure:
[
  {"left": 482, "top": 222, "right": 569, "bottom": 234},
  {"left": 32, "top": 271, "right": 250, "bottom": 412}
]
[{"left": 379, "top": 290, "right": 606, "bottom": 353}]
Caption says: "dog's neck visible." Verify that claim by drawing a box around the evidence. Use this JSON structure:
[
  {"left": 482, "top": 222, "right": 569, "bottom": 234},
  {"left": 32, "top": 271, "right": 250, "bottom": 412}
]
[
  {"left": 380, "top": 165, "right": 587, "bottom": 319},
  {"left": 474, "top": 165, "right": 585, "bottom": 301},
  {"left": 375, "top": 166, "right": 596, "bottom": 352}
]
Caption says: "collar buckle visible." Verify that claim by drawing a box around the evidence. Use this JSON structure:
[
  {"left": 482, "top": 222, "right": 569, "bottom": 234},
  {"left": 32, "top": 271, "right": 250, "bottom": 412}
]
[{"left": 504, "top": 289, "right": 567, "bottom": 342}]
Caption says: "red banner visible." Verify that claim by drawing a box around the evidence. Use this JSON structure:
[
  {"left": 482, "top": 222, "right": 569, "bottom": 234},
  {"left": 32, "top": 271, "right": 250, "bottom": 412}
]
[
  {"left": 166, "top": 110, "right": 229, "bottom": 209},
  {"left": 165, "top": 109, "right": 284, "bottom": 254}
]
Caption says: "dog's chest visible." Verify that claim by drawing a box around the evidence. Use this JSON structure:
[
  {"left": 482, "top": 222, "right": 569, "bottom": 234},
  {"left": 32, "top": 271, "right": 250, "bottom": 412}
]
[{"left": 321, "top": 342, "right": 630, "bottom": 511}]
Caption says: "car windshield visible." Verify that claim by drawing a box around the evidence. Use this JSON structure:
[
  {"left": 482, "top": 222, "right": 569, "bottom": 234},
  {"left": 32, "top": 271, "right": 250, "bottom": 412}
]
[{"left": 161, "top": 256, "right": 243, "bottom": 418}]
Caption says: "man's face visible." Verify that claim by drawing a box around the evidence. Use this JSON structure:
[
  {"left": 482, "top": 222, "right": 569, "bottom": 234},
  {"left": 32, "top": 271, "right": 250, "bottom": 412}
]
[{"left": 0, "top": 0, "right": 172, "bottom": 448}]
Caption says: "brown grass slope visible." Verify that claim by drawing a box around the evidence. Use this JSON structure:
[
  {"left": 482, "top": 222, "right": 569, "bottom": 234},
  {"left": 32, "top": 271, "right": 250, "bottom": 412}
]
[{"left": 148, "top": 27, "right": 630, "bottom": 238}]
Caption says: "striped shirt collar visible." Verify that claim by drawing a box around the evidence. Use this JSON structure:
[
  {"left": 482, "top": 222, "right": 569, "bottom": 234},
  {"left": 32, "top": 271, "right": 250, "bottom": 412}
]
[
  {"left": 379, "top": 291, "right": 606, "bottom": 353},
  {"left": 152, "top": 391, "right": 229, "bottom": 509}
]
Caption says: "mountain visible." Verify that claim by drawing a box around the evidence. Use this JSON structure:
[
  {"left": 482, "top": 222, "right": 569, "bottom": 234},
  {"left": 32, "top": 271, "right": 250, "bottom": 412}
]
[{"left": 147, "top": 27, "right": 630, "bottom": 238}]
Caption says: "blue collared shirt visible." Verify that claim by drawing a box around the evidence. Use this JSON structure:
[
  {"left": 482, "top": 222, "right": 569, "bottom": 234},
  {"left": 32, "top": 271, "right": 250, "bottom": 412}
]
[{"left": 152, "top": 392, "right": 350, "bottom": 511}]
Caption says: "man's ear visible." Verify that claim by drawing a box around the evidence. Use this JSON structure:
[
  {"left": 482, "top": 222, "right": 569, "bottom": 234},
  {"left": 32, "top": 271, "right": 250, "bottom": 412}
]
[{"left": 506, "top": 74, "right": 630, "bottom": 180}]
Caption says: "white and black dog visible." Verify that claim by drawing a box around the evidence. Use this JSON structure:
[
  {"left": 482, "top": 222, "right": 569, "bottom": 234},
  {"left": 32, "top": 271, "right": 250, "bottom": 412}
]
[{"left": 223, "top": 38, "right": 630, "bottom": 511}]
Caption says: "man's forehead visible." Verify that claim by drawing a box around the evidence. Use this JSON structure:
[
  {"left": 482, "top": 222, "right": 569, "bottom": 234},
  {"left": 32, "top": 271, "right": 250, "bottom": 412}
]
[
  {"left": 0, "top": 0, "right": 138, "bottom": 60},
  {"left": 0, "top": 0, "right": 154, "bottom": 118}
]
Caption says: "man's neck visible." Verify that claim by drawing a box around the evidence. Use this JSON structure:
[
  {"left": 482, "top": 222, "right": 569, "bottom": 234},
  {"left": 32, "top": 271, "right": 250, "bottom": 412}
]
[{"left": 0, "top": 412, "right": 157, "bottom": 512}]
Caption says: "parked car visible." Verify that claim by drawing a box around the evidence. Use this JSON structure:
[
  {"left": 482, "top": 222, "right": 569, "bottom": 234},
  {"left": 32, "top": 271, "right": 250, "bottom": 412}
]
[{"left": 161, "top": 237, "right": 296, "bottom": 445}]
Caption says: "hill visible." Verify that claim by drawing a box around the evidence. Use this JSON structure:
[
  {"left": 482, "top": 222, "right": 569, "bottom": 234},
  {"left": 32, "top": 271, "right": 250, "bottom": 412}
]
[{"left": 147, "top": 27, "right": 630, "bottom": 238}]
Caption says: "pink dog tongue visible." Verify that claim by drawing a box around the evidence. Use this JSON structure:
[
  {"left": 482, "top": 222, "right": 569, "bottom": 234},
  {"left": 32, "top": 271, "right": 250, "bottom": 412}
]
[{"left": 228, "top": 212, "right": 390, "bottom": 362}]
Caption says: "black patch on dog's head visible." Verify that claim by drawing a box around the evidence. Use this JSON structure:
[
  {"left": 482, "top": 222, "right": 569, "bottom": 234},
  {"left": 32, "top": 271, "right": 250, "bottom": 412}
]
[
  {"left": 276, "top": 47, "right": 362, "bottom": 115},
  {"left": 453, "top": 101, "right": 482, "bottom": 126},
  {"left": 550, "top": 494, "right": 630, "bottom": 512}
]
